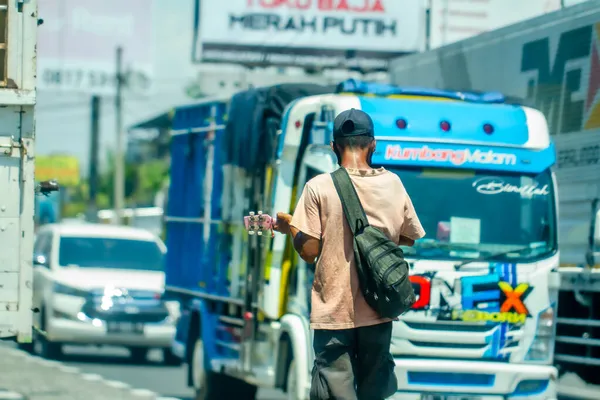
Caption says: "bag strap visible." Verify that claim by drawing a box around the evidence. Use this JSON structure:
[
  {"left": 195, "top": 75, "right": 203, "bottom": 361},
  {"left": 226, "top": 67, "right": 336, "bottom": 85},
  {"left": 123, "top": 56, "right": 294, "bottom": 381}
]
[{"left": 330, "top": 168, "right": 369, "bottom": 236}]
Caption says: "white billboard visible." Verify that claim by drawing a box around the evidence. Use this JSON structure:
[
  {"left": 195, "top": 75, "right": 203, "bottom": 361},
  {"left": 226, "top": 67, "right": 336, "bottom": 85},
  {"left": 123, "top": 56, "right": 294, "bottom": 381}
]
[
  {"left": 37, "top": 0, "right": 153, "bottom": 95},
  {"left": 193, "top": 0, "right": 426, "bottom": 71}
]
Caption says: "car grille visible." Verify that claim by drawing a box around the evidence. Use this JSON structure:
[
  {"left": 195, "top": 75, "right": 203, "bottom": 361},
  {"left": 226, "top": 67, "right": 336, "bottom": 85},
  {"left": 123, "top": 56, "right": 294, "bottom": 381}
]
[{"left": 81, "top": 291, "right": 169, "bottom": 324}]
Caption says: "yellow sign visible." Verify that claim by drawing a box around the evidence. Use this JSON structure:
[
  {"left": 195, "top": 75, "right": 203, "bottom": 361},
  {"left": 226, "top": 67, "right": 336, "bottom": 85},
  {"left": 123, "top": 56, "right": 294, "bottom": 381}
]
[{"left": 36, "top": 155, "right": 80, "bottom": 187}]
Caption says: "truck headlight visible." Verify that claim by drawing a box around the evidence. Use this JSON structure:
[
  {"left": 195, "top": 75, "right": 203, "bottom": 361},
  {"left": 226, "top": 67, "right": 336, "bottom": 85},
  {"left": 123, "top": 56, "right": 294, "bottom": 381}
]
[
  {"left": 525, "top": 304, "right": 556, "bottom": 363},
  {"left": 53, "top": 282, "right": 89, "bottom": 298}
]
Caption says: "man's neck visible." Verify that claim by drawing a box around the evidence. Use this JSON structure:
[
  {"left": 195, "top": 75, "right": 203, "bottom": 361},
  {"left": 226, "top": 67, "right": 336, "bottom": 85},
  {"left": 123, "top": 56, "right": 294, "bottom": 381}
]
[
  {"left": 341, "top": 151, "right": 371, "bottom": 170},
  {"left": 340, "top": 156, "right": 371, "bottom": 170}
]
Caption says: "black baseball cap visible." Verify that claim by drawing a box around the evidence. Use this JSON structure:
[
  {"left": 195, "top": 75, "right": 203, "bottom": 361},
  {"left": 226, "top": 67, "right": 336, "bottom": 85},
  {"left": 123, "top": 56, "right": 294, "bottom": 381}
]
[{"left": 333, "top": 108, "right": 374, "bottom": 139}]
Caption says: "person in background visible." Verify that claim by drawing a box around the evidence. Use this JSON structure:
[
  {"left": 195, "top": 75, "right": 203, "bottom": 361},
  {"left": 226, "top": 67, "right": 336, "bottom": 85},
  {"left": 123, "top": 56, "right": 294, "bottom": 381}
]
[{"left": 273, "top": 108, "right": 426, "bottom": 399}]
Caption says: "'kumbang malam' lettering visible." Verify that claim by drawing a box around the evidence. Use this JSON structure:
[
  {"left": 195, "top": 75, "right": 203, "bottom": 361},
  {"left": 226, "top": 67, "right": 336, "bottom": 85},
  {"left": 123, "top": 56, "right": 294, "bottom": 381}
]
[{"left": 384, "top": 145, "right": 517, "bottom": 166}]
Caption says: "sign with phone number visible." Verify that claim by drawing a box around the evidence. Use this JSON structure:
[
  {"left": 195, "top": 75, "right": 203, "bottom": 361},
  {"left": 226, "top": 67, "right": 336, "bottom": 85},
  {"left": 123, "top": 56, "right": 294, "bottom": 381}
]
[{"left": 38, "top": 67, "right": 151, "bottom": 95}]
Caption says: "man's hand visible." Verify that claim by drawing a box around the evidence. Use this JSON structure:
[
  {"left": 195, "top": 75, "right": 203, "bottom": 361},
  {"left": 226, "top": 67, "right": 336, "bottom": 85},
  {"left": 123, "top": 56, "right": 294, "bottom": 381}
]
[{"left": 273, "top": 212, "right": 293, "bottom": 235}]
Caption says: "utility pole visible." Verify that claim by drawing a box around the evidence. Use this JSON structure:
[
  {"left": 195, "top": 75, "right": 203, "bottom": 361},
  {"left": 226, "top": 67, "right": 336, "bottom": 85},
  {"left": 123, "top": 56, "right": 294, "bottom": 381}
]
[
  {"left": 113, "top": 46, "right": 124, "bottom": 225},
  {"left": 87, "top": 95, "right": 100, "bottom": 222},
  {"left": 425, "top": 0, "right": 432, "bottom": 51}
]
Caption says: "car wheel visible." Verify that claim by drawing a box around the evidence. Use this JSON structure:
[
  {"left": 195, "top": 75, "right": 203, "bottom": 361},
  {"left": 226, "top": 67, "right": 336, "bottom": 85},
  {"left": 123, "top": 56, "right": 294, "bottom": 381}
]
[
  {"left": 191, "top": 337, "right": 257, "bottom": 400},
  {"left": 129, "top": 347, "right": 149, "bottom": 363},
  {"left": 163, "top": 348, "right": 182, "bottom": 366},
  {"left": 34, "top": 308, "right": 63, "bottom": 359}
]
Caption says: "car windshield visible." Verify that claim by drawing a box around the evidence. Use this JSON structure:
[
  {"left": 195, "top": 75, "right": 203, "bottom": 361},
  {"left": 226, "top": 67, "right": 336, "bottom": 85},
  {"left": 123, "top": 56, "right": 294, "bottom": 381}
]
[
  {"left": 387, "top": 167, "right": 557, "bottom": 262},
  {"left": 58, "top": 236, "right": 164, "bottom": 271}
]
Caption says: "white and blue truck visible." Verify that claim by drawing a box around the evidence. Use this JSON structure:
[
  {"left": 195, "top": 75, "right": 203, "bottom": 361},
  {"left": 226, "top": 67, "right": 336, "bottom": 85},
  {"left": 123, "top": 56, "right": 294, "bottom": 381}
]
[{"left": 163, "top": 79, "right": 561, "bottom": 399}]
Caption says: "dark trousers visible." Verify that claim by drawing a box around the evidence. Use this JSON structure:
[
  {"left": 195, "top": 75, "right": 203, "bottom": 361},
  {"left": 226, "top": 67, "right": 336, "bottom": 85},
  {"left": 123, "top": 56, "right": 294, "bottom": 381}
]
[{"left": 310, "top": 322, "right": 397, "bottom": 400}]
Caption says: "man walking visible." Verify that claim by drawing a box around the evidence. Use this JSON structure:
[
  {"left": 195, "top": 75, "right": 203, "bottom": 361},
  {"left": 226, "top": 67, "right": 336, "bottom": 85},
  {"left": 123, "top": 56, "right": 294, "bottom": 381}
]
[{"left": 273, "top": 108, "right": 425, "bottom": 400}]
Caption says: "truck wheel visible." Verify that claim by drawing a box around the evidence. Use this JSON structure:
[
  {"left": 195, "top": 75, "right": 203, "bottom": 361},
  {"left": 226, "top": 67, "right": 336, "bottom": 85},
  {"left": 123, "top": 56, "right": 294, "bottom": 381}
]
[
  {"left": 286, "top": 359, "right": 298, "bottom": 400},
  {"left": 191, "top": 337, "right": 207, "bottom": 394},
  {"left": 192, "top": 337, "right": 257, "bottom": 400}
]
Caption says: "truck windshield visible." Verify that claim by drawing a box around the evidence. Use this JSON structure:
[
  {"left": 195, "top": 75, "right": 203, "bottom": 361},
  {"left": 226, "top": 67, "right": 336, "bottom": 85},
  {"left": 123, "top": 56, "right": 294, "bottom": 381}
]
[{"left": 388, "top": 167, "right": 557, "bottom": 262}]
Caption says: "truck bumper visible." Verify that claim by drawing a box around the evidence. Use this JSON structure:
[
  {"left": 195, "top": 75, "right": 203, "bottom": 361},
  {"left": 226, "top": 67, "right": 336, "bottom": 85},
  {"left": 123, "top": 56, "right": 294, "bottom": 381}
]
[{"left": 391, "top": 358, "right": 557, "bottom": 399}]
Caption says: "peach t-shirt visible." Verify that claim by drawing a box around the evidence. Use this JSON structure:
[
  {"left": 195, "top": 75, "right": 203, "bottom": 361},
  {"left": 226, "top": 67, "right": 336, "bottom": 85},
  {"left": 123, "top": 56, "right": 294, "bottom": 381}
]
[{"left": 291, "top": 167, "right": 426, "bottom": 330}]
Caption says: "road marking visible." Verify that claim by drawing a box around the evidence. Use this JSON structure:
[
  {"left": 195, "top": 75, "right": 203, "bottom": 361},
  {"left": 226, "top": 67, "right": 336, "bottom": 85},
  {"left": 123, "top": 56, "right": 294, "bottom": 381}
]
[
  {"left": 32, "top": 357, "right": 61, "bottom": 367},
  {"left": 0, "top": 342, "right": 181, "bottom": 399},
  {"left": 0, "top": 391, "right": 24, "bottom": 400},
  {"left": 81, "top": 373, "right": 103, "bottom": 381},
  {"left": 105, "top": 380, "right": 131, "bottom": 389},
  {"left": 58, "top": 365, "right": 80, "bottom": 374},
  {"left": 130, "top": 388, "right": 157, "bottom": 398}
]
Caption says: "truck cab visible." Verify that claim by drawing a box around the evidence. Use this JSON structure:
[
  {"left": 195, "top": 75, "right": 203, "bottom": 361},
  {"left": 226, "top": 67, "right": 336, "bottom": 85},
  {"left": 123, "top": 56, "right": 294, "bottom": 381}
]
[{"left": 271, "top": 81, "right": 561, "bottom": 399}]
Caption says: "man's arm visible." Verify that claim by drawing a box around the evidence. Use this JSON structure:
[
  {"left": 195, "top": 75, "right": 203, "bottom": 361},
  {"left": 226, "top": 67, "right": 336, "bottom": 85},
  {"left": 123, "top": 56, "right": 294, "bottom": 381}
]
[
  {"left": 275, "top": 213, "right": 321, "bottom": 264},
  {"left": 400, "top": 187, "right": 426, "bottom": 245},
  {"left": 274, "top": 183, "right": 322, "bottom": 264},
  {"left": 290, "top": 224, "right": 321, "bottom": 264}
]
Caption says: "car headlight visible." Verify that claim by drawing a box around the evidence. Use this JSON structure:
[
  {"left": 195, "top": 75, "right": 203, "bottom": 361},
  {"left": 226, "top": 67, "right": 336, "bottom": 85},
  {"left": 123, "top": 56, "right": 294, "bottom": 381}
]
[
  {"left": 53, "top": 282, "right": 89, "bottom": 298},
  {"left": 165, "top": 300, "right": 181, "bottom": 322},
  {"left": 525, "top": 304, "right": 556, "bottom": 363}
]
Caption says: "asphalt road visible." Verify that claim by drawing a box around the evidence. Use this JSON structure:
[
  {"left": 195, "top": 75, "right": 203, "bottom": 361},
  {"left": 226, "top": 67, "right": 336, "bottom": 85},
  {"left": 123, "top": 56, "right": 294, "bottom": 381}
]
[{"left": 59, "top": 345, "right": 285, "bottom": 400}]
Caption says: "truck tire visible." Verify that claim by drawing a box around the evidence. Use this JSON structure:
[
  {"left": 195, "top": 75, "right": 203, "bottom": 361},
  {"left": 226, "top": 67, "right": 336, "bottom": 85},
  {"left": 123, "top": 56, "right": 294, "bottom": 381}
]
[
  {"left": 192, "top": 337, "right": 257, "bottom": 400},
  {"left": 286, "top": 359, "right": 299, "bottom": 400}
]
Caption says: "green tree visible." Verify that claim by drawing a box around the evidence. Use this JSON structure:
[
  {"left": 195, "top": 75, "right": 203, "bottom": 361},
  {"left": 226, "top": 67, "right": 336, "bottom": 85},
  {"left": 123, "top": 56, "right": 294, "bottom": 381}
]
[{"left": 97, "top": 151, "right": 169, "bottom": 208}]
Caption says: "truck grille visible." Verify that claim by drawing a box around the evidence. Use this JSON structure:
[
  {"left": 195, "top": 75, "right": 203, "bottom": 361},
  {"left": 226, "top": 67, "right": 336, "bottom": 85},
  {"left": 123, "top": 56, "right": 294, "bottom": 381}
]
[{"left": 391, "top": 320, "right": 523, "bottom": 361}]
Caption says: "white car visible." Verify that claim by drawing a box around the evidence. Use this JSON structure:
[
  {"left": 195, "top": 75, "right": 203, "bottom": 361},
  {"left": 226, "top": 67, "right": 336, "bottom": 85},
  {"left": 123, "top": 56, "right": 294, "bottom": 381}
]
[{"left": 26, "top": 222, "right": 180, "bottom": 365}]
